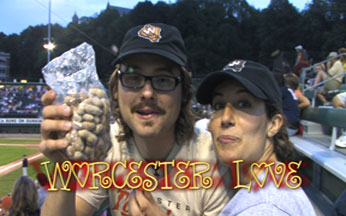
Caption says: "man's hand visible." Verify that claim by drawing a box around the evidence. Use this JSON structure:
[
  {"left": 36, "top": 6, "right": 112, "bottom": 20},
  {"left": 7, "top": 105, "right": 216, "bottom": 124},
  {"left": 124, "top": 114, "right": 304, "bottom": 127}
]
[
  {"left": 129, "top": 190, "right": 166, "bottom": 216},
  {"left": 39, "top": 90, "right": 72, "bottom": 162}
]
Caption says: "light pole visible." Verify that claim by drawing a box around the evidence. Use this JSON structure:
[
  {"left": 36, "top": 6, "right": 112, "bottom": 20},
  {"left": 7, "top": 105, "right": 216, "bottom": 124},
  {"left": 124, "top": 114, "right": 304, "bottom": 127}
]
[
  {"left": 43, "top": 0, "right": 55, "bottom": 63},
  {"left": 48, "top": 0, "right": 51, "bottom": 62}
]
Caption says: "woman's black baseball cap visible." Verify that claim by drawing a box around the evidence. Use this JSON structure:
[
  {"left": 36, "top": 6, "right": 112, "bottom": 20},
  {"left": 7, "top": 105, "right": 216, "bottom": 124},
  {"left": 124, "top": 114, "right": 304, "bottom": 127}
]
[{"left": 196, "top": 60, "right": 282, "bottom": 108}]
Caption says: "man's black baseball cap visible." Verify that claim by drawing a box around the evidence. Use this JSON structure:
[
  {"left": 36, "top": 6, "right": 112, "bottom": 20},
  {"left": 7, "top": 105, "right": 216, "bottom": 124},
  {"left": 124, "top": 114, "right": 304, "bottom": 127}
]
[
  {"left": 196, "top": 60, "right": 282, "bottom": 108},
  {"left": 113, "top": 23, "right": 187, "bottom": 67}
]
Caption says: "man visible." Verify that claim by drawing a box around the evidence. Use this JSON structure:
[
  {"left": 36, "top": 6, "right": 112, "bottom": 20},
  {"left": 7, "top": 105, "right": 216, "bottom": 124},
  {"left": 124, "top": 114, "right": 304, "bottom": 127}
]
[
  {"left": 293, "top": 45, "right": 309, "bottom": 77},
  {"left": 40, "top": 23, "right": 232, "bottom": 216},
  {"left": 22, "top": 155, "right": 28, "bottom": 176},
  {"left": 316, "top": 52, "right": 344, "bottom": 105}
]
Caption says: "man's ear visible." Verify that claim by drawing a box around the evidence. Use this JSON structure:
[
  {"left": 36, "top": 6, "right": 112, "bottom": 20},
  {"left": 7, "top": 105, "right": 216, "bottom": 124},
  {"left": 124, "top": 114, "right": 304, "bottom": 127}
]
[{"left": 267, "top": 114, "right": 284, "bottom": 138}]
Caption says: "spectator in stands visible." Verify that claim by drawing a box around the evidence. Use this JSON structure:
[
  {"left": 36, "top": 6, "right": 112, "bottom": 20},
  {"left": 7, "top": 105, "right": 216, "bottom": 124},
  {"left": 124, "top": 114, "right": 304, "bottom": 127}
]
[
  {"left": 332, "top": 92, "right": 346, "bottom": 148},
  {"left": 0, "top": 85, "right": 45, "bottom": 117},
  {"left": 36, "top": 173, "right": 48, "bottom": 210},
  {"left": 273, "top": 70, "right": 300, "bottom": 136},
  {"left": 293, "top": 45, "right": 310, "bottom": 77},
  {"left": 333, "top": 92, "right": 346, "bottom": 108},
  {"left": 194, "top": 104, "right": 212, "bottom": 132},
  {"left": 0, "top": 194, "right": 12, "bottom": 216},
  {"left": 9, "top": 176, "right": 40, "bottom": 216},
  {"left": 338, "top": 47, "right": 346, "bottom": 71},
  {"left": 316, "top": 52, "right": 344, "bottom": 106},
  {"left": 284, "top": 73, "right": 311, "bottom": 110},
  {"left": 196, "top": 59, "right": 316, "bottom": 216}
]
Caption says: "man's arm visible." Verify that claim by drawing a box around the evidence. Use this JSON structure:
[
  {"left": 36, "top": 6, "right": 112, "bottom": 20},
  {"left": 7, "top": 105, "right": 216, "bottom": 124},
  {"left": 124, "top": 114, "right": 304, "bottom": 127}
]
[{"left": 40, "top": 90, "right": 95, "bottom": 216}]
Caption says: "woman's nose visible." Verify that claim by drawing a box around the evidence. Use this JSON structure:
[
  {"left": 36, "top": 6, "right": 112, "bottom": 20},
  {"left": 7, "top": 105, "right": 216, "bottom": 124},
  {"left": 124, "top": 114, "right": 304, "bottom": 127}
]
[{"left": 221, "top": 103, "right": 235, "bottom": 128}]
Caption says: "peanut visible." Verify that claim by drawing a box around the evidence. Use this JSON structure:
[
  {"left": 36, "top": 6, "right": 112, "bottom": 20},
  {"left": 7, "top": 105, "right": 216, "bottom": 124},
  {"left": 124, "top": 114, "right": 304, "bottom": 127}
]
[
  {"left": 63, "top": 87, "right": 111, "bottom": 161},
  {"left": 82, "top": 121, "right": 96, "bottom": 131},
  {"left": 89, "top": 88, "right": 106, "bottom": 98}
]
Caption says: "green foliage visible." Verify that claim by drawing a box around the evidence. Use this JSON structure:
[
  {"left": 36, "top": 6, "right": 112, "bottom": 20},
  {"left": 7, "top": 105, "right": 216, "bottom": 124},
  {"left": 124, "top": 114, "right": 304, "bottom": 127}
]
[{"left": 0, "top": 0, "right": 345, "bottom": 80}]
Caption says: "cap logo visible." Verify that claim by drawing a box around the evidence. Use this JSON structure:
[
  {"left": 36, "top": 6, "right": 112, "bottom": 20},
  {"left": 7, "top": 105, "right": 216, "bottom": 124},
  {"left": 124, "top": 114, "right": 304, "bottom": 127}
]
[
  {"left": 138, "top": 24, "right": 162, "bottom": 43},
  {"left": 223, "top": 60, "right": 246, "bottom": 72}
]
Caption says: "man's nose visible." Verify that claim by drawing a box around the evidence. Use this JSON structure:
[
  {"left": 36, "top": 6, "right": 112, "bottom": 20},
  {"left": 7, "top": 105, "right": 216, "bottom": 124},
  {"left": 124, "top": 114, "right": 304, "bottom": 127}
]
[{"left": 140, "top": 80, "right": 155, "bottom": 100}]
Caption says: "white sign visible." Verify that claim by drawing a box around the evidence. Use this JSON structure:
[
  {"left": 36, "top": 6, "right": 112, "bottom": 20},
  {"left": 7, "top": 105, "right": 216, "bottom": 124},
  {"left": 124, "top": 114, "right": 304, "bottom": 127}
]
[{"left": 0, "top": 118, "right": 42, "bottom": 125}]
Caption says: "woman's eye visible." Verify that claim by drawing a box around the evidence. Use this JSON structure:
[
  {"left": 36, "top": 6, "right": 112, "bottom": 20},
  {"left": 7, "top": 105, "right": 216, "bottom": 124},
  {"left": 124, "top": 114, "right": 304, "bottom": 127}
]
[
  {"left": 236, "top": 100, "right": 251, "bottom": 108},
  {"left": 213, "top": 103, "right": 226, "bottom": 111}
]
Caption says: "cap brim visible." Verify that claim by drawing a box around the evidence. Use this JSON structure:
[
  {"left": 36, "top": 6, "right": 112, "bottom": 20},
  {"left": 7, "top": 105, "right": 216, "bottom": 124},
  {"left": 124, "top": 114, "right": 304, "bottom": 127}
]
[
  {"left": 113, "top": 48, "right": 185, "bottom": 67},
  {"left": 196, "top": 71, "right": 268, "bottom": 105}
]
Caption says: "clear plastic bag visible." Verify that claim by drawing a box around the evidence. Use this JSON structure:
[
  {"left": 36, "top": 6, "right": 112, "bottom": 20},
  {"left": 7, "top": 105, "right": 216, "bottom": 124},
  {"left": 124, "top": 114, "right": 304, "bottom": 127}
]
[{"left": 42, "top": 42, "right": 111, "bottom": 161}]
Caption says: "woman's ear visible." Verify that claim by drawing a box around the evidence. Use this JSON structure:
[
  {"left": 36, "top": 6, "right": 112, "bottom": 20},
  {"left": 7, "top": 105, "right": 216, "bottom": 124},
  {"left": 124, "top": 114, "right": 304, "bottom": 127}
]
[{"left": 267, "top": 114, "right": 284, "bottom": 138}]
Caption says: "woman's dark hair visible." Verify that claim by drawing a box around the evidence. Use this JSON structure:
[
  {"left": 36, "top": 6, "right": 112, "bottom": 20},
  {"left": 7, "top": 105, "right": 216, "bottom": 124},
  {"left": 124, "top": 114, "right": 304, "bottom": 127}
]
[
  {"left": 9, "top": 176, "right": 39, "bottom": 216},
  {"left": 265, "top": 102, "right": 297, "bottom": 162}
]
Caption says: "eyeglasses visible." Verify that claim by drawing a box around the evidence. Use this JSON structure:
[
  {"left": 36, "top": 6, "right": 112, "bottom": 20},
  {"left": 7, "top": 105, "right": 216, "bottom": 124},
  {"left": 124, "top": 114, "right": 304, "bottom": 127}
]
[{"left": 119, "top": 72, "right": 181, "bottom": 91}]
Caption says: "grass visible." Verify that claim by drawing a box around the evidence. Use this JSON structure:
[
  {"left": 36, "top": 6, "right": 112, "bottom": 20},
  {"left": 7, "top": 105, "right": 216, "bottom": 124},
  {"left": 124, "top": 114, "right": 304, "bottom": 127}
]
[
  {"left": 0, "top": 139, "right": 40, "bottom": 144},
  {"left": 0, "top": 158, "right": 53, "bottom": 197},
  {"left": 0, "top": 146, "right": 39, "bottom": 166},
  {"left": 0, "top": 139, "right": 51, "bottom": 197}
]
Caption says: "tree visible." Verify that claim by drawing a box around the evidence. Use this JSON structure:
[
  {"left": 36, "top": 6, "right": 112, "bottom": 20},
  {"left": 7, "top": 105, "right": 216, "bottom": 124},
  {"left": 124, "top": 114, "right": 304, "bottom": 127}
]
[{"left": 258, "top": 0, "right": 302, "bottom": 66}]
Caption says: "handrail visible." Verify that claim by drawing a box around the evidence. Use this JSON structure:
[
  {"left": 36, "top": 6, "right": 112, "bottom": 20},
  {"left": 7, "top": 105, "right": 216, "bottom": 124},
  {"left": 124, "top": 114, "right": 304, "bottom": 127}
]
[
  {"left": 301, "top": 107, "right": 346, "bottom": 150},
  {"left": 304, "top": 53, "right": 346, "bottom": 73},
  {"left": 300, "top": 52, "right": 346, "bottom": 90},
  {"left": 301, "top": 107, "right": 346, "bottom": 128},
  {"left": 303, "top": 72, "right": 346, "bottom": 92}
]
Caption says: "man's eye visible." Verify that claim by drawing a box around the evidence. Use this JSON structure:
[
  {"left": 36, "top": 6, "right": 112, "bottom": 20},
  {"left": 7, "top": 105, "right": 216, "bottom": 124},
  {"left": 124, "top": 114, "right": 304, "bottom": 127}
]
[
  {"left": 156, "top": 77, "right": 173, "bottom": 84},
  {"left": 128, "top": 75, "right": 141, "bottom": 82},
  {"left": 213, "top": 103, "right": 226, "bottom": 111}
]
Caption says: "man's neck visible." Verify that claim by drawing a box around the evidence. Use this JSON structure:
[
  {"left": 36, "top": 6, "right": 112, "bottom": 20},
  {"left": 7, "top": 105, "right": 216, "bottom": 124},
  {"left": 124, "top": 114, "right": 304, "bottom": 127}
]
[{"left": 133, "top": 133, "right": 176, "bottom": 161}]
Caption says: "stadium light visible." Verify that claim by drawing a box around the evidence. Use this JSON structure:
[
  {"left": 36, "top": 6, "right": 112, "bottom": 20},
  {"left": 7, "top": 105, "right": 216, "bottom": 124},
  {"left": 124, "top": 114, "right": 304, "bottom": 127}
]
[{"left": 43, "top": 42, "right": 56, "bottom": 50}]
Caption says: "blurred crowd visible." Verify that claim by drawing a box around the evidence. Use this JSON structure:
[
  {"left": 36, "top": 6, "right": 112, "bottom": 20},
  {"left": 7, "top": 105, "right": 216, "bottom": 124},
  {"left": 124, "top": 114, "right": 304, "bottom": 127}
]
[{"left": 0, "top": 85, "right": 48, "bottom": 117}]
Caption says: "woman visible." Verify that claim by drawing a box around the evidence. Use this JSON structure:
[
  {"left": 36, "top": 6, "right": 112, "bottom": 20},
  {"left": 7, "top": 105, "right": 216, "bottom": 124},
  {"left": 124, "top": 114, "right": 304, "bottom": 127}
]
[
  {"left": 196, "top": 60, "right": 316, "bottom": 215},
  {"left": 9, "top": 176, "right": 40, "bottom": 216}
]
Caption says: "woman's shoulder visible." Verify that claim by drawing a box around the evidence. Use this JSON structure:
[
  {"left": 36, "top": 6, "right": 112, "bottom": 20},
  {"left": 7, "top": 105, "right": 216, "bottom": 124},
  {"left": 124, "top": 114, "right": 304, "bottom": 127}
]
[{"left": 222, "top": 183, "right": 316, "bottom": 216}]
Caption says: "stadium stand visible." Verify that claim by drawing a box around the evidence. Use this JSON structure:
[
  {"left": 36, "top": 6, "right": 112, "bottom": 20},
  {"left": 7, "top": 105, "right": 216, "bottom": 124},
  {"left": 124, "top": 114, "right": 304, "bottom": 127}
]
[{"left": 0, "top": 82, "right": 48, "bottom": 133}]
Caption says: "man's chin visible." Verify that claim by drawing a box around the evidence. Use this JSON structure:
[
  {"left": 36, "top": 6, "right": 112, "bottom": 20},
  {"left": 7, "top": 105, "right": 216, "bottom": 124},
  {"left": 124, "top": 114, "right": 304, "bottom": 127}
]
[{"left": 132, "top": 126, "right": 161, "bottom": 138}]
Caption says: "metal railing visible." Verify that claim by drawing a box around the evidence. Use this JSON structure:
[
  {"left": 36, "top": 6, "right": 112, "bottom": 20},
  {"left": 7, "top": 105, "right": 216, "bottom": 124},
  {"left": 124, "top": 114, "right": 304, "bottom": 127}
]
[
  {"left": 301, "top": 107, "right": 346, "bottom": 150},
  {"left": 300, "top": 52, "right": 346, "bottom": 90},
  {"left": 299, "top": 53, "right": 346, "bottom": 107}
]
